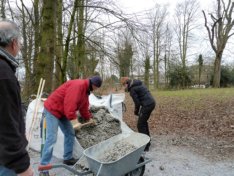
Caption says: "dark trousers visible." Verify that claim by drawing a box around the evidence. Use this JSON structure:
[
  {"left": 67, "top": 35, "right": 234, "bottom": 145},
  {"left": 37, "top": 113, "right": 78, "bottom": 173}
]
[{"left": 137, "top": 103, "right": 155, "bottom": 137}]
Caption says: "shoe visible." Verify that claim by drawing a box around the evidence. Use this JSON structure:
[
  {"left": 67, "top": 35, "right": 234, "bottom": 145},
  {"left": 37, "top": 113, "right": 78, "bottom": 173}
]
[
  {"left": 39, "top": 171, "right": 50, "bottom": 176},
  {"left": 144, "top": 146, "right": 149, "bottom": 152},
  {"left": 63, "top": 158, "right": 78, "bottom": 165},
  {"left": 144, "top": 142, "right": 151, "bottom": 152}
]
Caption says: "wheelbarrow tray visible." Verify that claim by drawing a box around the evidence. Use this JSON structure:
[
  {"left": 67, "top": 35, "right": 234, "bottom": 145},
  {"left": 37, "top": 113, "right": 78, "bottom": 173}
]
[{"left": 83, "top": 132, "right": 150, "bottom": 176}]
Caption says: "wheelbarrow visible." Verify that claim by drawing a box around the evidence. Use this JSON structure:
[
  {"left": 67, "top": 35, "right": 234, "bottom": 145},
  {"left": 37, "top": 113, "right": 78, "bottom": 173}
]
[{"left": 38, "top": 132, "right": 151, "bottom": 176}]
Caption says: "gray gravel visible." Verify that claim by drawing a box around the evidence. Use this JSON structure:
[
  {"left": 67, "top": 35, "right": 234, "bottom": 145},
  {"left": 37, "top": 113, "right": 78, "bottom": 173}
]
[
  {"left": 76, "top": 106, "right": 122, "bottom": 149},
  {"left": 97, "top": 141, "right": 137, "bottom": 162}
]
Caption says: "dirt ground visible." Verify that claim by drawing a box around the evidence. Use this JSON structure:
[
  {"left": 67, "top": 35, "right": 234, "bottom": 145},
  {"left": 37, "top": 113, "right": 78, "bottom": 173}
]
[{"left": 123, "top": 93, "right": 234, "bottom": 176}]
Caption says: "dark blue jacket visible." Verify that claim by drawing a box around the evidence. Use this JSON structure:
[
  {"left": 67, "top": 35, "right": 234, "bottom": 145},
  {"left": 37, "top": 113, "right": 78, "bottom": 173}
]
[
  {"left": 0, "top": 51, "right": 30, "bottom": 173},
  {"left": 127, "top": 79, "right": 155, "bottom": 113}
]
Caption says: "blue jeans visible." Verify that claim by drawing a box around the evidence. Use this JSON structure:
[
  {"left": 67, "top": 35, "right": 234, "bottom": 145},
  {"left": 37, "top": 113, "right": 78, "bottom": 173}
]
[
  {"left": 40, "top": 108, "right": 75, "bottom": 165},
  {"left": 0, "top": 166, "right": 16, "bottom": 176}
]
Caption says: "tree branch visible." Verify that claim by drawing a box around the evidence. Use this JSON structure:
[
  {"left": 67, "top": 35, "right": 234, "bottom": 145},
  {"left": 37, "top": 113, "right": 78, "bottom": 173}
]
[{"left": 202, "top": 10, "right": 217, "bottom": 52}]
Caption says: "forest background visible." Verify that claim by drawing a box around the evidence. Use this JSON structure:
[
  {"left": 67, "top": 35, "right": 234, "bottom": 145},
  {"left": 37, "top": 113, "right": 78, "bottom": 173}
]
[{"left": 1, "top": 0, "right": 234, "bottom": 100}]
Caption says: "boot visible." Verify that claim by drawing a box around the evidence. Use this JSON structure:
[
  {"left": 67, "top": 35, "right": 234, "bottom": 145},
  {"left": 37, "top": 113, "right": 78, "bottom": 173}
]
[
  {"left": 63, "top": 158, "right": 78, "bottom": 165},
  {"left": 39, "top": 171, "right": 50, "bottom": 176},
  {"left": 144, "top": 142, "right": 151, "bottom": 152}
]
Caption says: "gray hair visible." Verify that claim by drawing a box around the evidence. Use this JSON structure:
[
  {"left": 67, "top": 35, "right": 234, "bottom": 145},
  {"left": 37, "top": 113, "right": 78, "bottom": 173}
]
[{"left": 0, "top": 20, "right": 20, "bottom": 47}]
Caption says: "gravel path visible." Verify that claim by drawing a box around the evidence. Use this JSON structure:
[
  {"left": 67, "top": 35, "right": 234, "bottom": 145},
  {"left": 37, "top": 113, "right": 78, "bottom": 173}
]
[
  {"left": 30, "top": 134, "right": 234, "bottom": 176},
  {"left": 144, "top": 135, "right": 234, "bottom": 176}
]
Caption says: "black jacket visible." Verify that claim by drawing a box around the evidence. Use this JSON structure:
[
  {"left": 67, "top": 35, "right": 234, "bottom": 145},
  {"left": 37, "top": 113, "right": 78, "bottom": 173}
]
[
  {"left": 0, "top": 51, "right": 30, "bottom": 173},
  {"left": 127, "top": 79, "right": 155, "bottom": 113}
]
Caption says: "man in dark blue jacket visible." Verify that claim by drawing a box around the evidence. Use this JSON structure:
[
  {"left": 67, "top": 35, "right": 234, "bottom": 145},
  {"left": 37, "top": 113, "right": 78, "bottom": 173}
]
[
  {"left": 0, "top": 20, "right": 33, "bottom": 176},
  {"left": 121, "top": 77, "right": 156, "bottom": 151}
]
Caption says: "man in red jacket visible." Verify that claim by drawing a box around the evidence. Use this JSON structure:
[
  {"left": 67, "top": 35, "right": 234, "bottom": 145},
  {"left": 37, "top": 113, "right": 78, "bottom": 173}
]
[{"left": 40, "top": 76, "right": 102, "bottom": 175}]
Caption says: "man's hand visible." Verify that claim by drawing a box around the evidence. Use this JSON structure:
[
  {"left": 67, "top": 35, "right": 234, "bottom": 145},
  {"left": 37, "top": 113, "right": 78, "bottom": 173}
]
[
  {"left": 87, "top": 118, "right": 96, "bottom": 125},
  {"left": 73, "top": 121, "right": 82, "bottom": 130},
  {"left": 73, "top": 118, "right": 96, "bottom": 131},
  {"left": 18, "top": 165, "right": 34, "bottom": 176}
]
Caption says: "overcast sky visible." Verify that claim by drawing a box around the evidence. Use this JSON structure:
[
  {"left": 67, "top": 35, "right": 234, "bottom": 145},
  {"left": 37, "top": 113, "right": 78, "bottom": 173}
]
[
  {"left": 116, "top": 0, "right": 234, "bottom": 65},
  {"left": 115, "top": 0, "right": 213, "bottom": 63},
  {"left": 117, "top": 0, "right": 212, "bottom": 13}
]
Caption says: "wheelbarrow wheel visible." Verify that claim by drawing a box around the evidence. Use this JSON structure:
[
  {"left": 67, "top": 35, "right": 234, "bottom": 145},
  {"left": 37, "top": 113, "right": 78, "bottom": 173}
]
[{"left": 125, "top": 156, "right": 145, "bottom": 176}]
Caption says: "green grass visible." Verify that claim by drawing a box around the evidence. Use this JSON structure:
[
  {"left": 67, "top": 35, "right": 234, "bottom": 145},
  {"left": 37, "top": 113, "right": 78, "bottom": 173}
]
[
  {"left": 151, "top": 88, "right": 234, "bottom": 100},
  {"left": 150, "top": 88, "right": 234, "bottom": 110}
]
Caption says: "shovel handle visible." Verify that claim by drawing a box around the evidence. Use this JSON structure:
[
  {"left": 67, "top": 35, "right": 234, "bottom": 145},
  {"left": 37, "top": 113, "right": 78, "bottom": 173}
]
[
  {"left": 38, "top": 164, "right": 52, "bottom": 171},
  {"left": 80, "top": 120, "right": 96, "bottom": 127},
  {"left": 74, "top": 119, "right": 96, "bottom": 130}
]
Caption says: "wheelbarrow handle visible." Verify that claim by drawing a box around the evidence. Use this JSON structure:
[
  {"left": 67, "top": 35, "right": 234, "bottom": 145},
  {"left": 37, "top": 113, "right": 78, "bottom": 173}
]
[
  {"left": 38, "top": 163, "right": 93, "bottom": 175},
  {"left": 38, "top": 164, "right": 52, "bottom": 171}
]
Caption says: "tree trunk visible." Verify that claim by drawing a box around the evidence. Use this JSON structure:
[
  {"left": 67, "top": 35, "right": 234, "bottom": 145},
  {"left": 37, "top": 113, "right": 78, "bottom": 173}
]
[
  {"left": 153, "top": 38, "right": 157, "bottom": 89},
  {"left": 36, "top": 0, "right": 56, "bottom": 93},
  {"left": 54, "top": 0, "right": 63, "bottom": 88},
  {"left": 61, "top": 0, "right": 78, "bottom": 83},
  {"left": 32, "top": 0, "right": 40, "bottom": 92},
  {"left": 213, "top": 52, "right": 222, "bottom": 87},
  {"left": 144, "top": 55, "right": 150, "bottom": 88},
  {"left": 174, "top": 0, "right": 199, "bottom": 88},
  {"left": 76, "top": 0, "right": 85, "bottom": 78},
  {"left": 20, "top": 2, "right": 30, "bottom": 97},
  {"left": 0, "top": 0, "right": 6, "bottom": 18}
]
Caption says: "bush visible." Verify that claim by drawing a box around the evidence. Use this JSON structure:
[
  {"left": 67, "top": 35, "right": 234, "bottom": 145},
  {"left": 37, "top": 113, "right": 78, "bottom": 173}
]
[{"left": 168, "top": 65, "right": 192, "bottom": 89}]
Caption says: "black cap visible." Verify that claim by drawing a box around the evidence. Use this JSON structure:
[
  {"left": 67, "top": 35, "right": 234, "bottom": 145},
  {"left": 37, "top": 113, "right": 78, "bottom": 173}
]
[{"left": 90, "top": 75, "right": 102, "bottom": 88}]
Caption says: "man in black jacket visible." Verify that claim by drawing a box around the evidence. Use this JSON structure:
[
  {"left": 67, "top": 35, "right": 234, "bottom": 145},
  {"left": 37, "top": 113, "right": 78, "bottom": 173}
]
[
  {"left": 121, "top": 77, "right": 156, "bottom": 151},
  {"left": 0, "top": 20, "right": 34, "bottom": 176}
]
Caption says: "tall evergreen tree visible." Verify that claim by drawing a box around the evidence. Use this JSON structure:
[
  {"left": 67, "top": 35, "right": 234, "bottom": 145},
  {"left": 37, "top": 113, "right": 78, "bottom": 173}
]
[
  {"left": 144, "top": 55, "right": 150, "bottom": 88},
  {"left": 198, "top": 54, "right": 203, "bottom": 86}
]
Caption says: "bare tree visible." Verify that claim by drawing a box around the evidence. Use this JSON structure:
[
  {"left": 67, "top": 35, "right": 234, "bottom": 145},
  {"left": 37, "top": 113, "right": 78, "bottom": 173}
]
[
  {"left": 148, "top": 4, "right": 168, "bottom": 89},
  {"left": 202, "top": 0, "right": 234, "bottom": 87},
  {"left": 61, "top": 0, "right": 79, "bottom": 83},
  {"left": 16, "top": 0, "right": 43, "bottom": 94},
  {"left": 174, "top": 0, "right": 200, "bottom": 87},
  {"left": 163, "top": 23, "right": 173, "bottom": 87}
]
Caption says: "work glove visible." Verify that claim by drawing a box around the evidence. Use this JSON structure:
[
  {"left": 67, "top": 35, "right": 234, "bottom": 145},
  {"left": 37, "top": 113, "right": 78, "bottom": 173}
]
[
  {"left": 73, "top": 122, "right": 82, "bottom": 131},
  {"left": 87, "top": 118, "right": 96, "bottom": 125},
  {"left": 78, "top": 116, "right": 86, "bottom": 123}
]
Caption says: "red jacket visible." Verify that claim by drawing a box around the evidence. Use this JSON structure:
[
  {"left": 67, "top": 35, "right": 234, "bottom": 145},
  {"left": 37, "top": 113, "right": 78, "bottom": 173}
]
[{"left": 44, "top": 79, "right": 92, "bottom": 120}]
